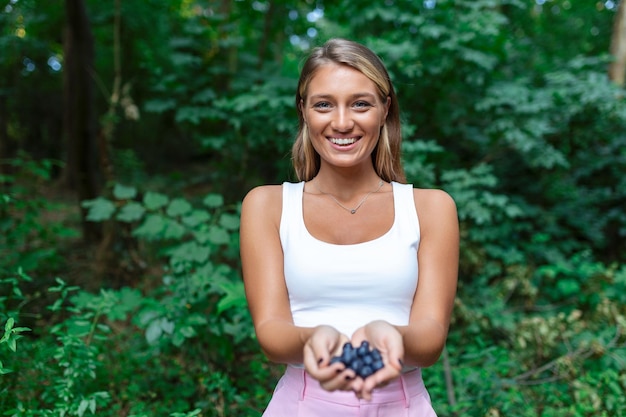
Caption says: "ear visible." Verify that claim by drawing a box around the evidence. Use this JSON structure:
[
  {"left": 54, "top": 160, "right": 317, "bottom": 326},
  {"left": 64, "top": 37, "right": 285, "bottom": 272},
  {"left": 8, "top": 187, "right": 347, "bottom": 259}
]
[
  {"left": 300, "top": 99, "right": 306, "bottom": 123},
  {"left": 382, "top": 96, "right": 391, "bottom": 125}
]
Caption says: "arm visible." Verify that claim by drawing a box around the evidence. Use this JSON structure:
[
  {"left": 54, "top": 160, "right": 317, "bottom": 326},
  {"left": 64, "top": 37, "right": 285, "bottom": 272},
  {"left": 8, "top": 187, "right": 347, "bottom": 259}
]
[
  {"left": 241, "top": 185, "right": 359, "bottom": 391},
  {"left": 240, "top": 185, "right": 312, "bottom": 364},
  {"left": 398, "top": 188, "right": 459, "bottom": 367}
]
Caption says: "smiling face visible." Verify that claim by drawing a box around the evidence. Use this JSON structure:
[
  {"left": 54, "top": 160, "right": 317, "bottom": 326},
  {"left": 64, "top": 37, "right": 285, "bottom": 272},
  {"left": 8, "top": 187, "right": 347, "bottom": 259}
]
[{"left": 301, "top": 63, "right": 390, "bottom": 172}]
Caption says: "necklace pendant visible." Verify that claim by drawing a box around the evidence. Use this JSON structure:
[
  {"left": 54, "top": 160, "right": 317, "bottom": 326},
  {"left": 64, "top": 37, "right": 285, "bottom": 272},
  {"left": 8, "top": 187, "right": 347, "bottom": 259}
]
[{"left": 313, "top": 178, "right": 384, "bottom": 215}]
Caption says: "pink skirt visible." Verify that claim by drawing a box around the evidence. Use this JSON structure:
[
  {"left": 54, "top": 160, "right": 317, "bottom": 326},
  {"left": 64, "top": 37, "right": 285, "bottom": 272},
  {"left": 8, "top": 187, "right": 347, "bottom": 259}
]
[{"left": 262, "top": 365, "right": 437, "bottom": 417}]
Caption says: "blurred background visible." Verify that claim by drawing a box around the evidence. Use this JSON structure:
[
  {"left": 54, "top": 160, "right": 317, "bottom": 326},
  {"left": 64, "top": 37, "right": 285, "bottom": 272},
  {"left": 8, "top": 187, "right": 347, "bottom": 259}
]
[{"left": 1, "top": 0, "right": 625, "bottom": 416}]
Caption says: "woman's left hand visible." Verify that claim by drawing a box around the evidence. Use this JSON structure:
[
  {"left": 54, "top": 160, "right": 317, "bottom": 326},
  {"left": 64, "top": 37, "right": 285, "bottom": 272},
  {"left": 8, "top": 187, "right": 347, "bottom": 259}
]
[
  {"left": 349, "top": 320, "right": 404, "bottom": 400},
  {"left": 303, "top": 325, "right": 356, "bottom": 392}
]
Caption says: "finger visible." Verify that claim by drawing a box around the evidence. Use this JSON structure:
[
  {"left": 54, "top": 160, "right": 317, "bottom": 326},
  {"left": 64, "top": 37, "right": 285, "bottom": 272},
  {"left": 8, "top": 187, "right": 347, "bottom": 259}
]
[
  {"left": 319, "top": 368, "right": 356, "bottom": 391},
  {"left": 386, "top": 347, "right": 404, "bottom": 371},
  {"left": 302, "top": 344, "right": 322, "bottom": 371},
  {"left": 347, "top": 375, "right": 364, "bottom": 398},
  {"left": 361, "top": 365, "right": 400, "bottom": 395}
]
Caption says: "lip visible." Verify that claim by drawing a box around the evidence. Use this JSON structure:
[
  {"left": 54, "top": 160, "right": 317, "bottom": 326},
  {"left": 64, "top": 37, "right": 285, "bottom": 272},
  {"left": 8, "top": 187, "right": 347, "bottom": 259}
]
[{"left": 327, "top": 136, "right": 362, "bottom": 149}]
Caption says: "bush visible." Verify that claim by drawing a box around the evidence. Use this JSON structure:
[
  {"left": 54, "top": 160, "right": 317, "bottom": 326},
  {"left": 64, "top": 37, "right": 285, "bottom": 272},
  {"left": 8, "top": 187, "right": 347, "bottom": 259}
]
[{"left": 1, "top": 182, "right": 276, "bottom": 416}]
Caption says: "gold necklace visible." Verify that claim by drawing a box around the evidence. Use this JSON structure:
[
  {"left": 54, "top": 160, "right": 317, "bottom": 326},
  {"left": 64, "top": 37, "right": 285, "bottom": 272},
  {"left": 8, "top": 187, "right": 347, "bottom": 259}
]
[{"left": 313, "top": 179, "right": 384, "bottom": 214}]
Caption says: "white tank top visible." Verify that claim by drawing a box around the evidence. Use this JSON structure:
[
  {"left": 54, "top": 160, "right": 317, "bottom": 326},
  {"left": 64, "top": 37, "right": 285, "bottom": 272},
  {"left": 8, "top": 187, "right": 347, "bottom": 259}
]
[{"left": 280, "top": 181, "right": 420, "bottom": 337}]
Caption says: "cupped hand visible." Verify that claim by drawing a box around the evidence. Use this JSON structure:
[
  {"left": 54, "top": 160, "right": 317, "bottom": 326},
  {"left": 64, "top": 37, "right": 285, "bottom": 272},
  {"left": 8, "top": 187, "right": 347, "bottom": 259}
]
[
  {"left": 349, "top": 320, "right": 404, "bottom": 400},
  {"left": 303, "top": 325, "right": 355, "bottom": 392}
]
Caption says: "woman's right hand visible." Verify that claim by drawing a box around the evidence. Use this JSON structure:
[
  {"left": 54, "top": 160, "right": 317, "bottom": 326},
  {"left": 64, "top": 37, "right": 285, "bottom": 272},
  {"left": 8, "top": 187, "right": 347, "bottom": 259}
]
[
  {"left": 303, "top": 325, "right": 356, "bottom": 391},
  {"left": 348, "top": 320, "right": 404, "bottom": 400}
]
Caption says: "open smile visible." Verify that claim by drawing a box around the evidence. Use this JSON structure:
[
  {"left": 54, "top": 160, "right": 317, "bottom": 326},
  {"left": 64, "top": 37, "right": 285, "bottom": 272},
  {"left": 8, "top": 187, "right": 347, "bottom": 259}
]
[{"left": 329, "top": 137, "right": 361, "bottom": 146}]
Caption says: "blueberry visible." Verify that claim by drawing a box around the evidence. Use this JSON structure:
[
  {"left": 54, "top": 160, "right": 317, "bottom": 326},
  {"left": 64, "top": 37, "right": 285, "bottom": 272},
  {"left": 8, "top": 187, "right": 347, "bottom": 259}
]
[
  {"left": 330, "top": 356, "right": 343, "bottom": 365},
  {"left": 328, "top": 340, "right": 384, "bottom": 379},
  {"left": 356, "top": 341, "right": 370, "bottom": 357},
  {"left": 342, "top": 342, "right": 354, "bottom": 352},
  {"left": 350, "top": 359, "right": 363, "bottom": 372},
  {"left": 341, "top": 349, "right": 357, "bottom": 364},
  {"left": 359, "top": 365, "right": 374, "bottom": 378}
]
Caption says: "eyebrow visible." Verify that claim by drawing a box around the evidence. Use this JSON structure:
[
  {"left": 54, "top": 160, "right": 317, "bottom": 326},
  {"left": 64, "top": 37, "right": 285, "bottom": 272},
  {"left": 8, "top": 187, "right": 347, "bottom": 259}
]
[{"left": 308, "top": 92, "right": 378, "bottom": 101}]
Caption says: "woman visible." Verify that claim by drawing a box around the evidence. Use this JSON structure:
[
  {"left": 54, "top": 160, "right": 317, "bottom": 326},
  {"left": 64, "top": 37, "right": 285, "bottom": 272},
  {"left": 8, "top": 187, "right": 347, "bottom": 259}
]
[{"left": 240, "top": 38, "right": 459, "bottom": 416}]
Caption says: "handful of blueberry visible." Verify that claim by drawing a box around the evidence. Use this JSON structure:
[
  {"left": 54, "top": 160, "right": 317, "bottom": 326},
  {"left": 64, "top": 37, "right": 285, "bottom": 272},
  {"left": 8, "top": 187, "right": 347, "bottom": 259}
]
[{"left": 330, "top": 341, "right": 385, "bottom": 379}]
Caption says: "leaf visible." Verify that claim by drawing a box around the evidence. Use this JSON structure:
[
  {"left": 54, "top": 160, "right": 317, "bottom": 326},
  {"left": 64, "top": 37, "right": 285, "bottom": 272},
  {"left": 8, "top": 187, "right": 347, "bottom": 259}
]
[
  {"left": 219, "top": 213, "right": 240, "bottom": 230},
  {"left": 181, "top": 209, "right": 211, "bottom": 227},
  {"left": 4, "top": 317, "right": 14, "bottom": 334},
  {"left": 185, "top": 313, "right": 208, "bottom": 326},
  {"left": 163, "top": 219, "right": 186, "bottom": 239},
  {"left": 166, "top": 198, "right": 193, "bottom": 217},
  {"left": 107, "top": 288, "right": 143, "bottom": 321},
  {"left": 216, "top": 281, "right": 247, "bottom": 313},
  {"left": 145, "top": 322, "right": 161, "bottom": 344},
  {"left": 77, "top": 399, "right": 89, "bottom": 417},
  {"left": 167, "top": 241, "right": 211, "bottom": 264},
  {"left": 203, "top": 193, "right": 224, "bottom": 208},
  {"left": 172, "top": 331, "right": 185, "bottom": 347},
  {"left": 11, "top": 327, "right": 30, "bottom": 334},
  {"left": 116, "top": 202, "right": 146, "bottom": 222},
  {"left": 143, "top": 191, "right": 169, "bottom": 210},
  {"left": 82, "top": 197, "right": 116, "bottom": 221},
  {"left": 191, "top": 88, "right": 216, "bottom": 103},
  {"left": 89, "top": 397, "right": 97, "bottom": 414},
  {"left": 0, "top": 363, "right": 12, "bottom": 375},
  {"left": 144, "top": 98, "right": 177, "bottom": 113},
  {"left": 175, "top": 106, "right": 219, "bottom": 124},
  {"left": 160, "top": 318, "right": 174, "bottom": 334},
  {"left": 132, "top": 214, "right": 166, "bottom": 239},
  {"left": 113, "top": 183, "right": 137, "bottom": 200},
  {"left": 208, "top": 225, "right": 229, "bottom": 245},
  {"left": 171, "top": 52, "right": 201, "bottom": 66},
  {"left": 556, "top": 279, "right": 580, "bottom": 297}
]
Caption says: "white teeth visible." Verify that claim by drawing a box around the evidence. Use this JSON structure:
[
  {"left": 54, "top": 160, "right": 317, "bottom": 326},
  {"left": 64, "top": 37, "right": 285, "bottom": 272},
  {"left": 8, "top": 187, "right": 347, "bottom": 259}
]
[{"left": 330, "top": 138, "right": 357, "bottom": 145}]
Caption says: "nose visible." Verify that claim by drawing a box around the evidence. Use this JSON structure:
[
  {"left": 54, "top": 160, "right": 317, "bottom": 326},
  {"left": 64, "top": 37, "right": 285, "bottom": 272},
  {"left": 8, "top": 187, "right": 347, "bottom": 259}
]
[{"left": 331, "top": 108, "right": 354, "bottom": 132}]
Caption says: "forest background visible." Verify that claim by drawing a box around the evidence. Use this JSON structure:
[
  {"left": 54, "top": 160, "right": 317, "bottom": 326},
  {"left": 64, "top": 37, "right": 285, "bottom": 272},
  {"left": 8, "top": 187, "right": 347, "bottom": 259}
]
[{"left": 1, "top": 0, "right": 626, "bottom": 416}]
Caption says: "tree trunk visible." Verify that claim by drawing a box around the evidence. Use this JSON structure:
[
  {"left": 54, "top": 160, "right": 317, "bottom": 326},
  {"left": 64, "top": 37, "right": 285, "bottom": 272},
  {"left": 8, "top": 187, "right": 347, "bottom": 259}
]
[
  {"left": 215, "top": 0, "right": 237, "bottom": 90},
  {"left": 609, "top": 0, "right": 626, "bottom": 86},
  {"left": 257, "top": 1, "right": 274, "bottom": 71},
  {"left": 94, "top": 0, "right": 134, "bottom": 287},
  {"left": 0, "top": 96, "right": 8, "bottom": 184},
  {"left": 63, "top": 0, "right": 102, "bottom": 242}
]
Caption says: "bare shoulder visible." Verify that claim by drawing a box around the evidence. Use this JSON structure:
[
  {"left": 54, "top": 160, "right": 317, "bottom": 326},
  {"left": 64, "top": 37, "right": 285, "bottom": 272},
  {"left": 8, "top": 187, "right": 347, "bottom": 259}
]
[
  {"left": 241, "top": 184, "right": 283, "bottom": 225},
  {"left": 242, "top": 184, "right": 283, "bottom": 208},
  {"left": 412, "top": 188, "right": 458, "bottom": 222},
  {"left": 413, "top": 188, "right": 456, "bottom": 209}
]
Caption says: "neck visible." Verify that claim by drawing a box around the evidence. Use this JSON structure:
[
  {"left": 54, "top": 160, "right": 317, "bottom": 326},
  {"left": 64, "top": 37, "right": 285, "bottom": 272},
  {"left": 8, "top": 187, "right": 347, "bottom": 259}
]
[{"left": 312, "top": 168, "right": 383, "bottom": 200}]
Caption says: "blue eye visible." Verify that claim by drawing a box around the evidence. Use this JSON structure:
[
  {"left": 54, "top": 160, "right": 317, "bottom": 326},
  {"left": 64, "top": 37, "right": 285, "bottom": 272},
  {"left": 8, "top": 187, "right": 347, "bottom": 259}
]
[
  {"left": 354, "top": 101, "right": 372, "bottom": 109},
  {"left": 313, "top": 102, "right": 332, "bottom": 110}
]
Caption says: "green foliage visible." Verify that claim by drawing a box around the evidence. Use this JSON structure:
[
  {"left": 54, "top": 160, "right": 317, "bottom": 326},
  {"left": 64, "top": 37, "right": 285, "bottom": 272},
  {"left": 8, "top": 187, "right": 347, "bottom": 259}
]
[
  {"left": 0, "top": 272, "right": 32, "bottom": 376},
  {"left": 0, "top": 155, "right": 79, "bottom": 274},
  {"left": 429, "top": 257, "right": 626, "bottom": 417},
  {"left": 2, "top": 184, "right": 271, "bottom": 416},
  {"left": 141, "top": 6, "right": 299, "bottom": 195},
  {"left": 2, "top": 0, "right": 626, "bottom": 415}
]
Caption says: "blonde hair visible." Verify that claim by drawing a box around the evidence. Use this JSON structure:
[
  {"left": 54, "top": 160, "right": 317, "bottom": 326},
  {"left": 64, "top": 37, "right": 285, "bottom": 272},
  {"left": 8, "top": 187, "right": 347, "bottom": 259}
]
[{"left": 292, "top": 38, "right": 405, "bottom": 183}]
